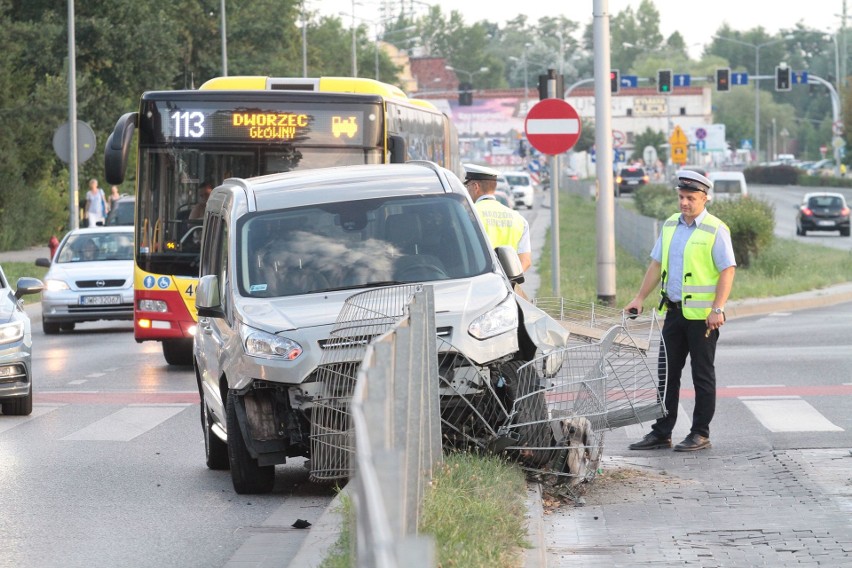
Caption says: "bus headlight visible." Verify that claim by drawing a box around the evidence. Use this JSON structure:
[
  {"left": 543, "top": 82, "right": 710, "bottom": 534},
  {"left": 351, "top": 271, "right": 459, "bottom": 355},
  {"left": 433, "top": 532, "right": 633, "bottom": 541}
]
[
  {"left": 138, "top": 299, "right": 168, "bottom": 313},
  {"left": 468, "top": 295, "right": 518, "bottom": 340},
  {"left": 241, "top": 324, "right": 302, "bottom": 361}
]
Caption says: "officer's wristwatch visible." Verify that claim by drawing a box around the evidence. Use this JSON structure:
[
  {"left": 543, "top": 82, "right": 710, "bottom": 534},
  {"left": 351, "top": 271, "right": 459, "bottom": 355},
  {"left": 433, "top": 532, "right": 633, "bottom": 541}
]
[{"left": 712, "top": 307, "right": 725, "bottom": 315}]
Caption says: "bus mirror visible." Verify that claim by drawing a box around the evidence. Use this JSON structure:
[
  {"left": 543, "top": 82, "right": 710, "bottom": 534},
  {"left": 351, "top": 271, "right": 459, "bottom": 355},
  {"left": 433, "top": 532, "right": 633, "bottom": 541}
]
[
  {"left": 388, "top": 135, "right": 406, "bottom": 163},
  {"left": 104, "top": 112, "right": 138, "bottom": 185}
]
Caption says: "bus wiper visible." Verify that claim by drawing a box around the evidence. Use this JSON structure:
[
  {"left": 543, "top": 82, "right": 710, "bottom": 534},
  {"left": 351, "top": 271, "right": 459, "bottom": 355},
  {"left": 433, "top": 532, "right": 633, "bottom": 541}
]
[{"left": 311, "top": 281, "right": 406, "bottom": 293}]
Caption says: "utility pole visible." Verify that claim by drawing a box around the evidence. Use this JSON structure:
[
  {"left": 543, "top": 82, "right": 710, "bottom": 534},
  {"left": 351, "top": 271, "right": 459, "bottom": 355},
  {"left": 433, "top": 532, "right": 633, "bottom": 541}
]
[{"left": 67, "top": 0, "right": 79, "bottom": 230}]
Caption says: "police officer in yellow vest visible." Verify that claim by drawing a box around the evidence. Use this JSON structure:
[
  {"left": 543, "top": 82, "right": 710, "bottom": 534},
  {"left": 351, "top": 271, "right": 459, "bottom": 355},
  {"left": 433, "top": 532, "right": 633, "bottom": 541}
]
[
  {"left": 624, "top": 170, "right": 736, "bottom": 452},
  {"left": 463, "top": 164, "right": 532, "bottom": 272}
]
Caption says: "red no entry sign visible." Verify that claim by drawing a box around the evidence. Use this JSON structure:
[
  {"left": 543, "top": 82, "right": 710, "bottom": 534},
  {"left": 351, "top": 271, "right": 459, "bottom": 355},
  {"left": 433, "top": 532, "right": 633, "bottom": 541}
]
[{"left": 524, "top": 99, "right": 581, "bottom": 155}]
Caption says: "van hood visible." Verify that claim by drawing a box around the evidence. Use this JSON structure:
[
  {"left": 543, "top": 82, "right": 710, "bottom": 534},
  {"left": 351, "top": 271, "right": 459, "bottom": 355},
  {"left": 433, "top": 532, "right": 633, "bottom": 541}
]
[{"left": 236, "top": 273, "right": 511, "bottom": 334}]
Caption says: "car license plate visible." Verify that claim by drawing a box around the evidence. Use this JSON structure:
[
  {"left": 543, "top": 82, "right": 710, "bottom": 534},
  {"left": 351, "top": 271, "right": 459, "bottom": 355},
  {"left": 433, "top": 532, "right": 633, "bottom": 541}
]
[
  {"left": 80, "top": 295, "right": 121, "bottom": 306},
  {"left": 817, "top": 220, "right": 836, "bottom": 227},
  {"left": 628, "top": 180, "right": 638, "bottom": 185}
]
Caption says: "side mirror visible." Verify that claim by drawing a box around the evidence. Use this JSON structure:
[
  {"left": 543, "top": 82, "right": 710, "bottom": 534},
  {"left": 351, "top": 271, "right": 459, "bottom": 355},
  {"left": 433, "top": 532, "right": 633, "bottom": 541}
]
[
  {"left": 495, "top": 246, "right": 525, "bottom": 285},
  {"left": 35, "top": 258, "right": 51, "bottom": 268},
  {"left": 388, "top": 135, "right": 406, "bottom": 164},
  {"left": 195, "top": 274, "right": 224, "bottom": 318},
  {"left": 14, "top": 277, "right": 44, "bottom": 300}
]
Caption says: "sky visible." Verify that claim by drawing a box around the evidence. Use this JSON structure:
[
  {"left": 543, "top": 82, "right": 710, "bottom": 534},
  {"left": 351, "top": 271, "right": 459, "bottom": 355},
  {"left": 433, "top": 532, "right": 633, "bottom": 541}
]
[{"left": 314, "top": 0, "right": 845, "bottom": 58}]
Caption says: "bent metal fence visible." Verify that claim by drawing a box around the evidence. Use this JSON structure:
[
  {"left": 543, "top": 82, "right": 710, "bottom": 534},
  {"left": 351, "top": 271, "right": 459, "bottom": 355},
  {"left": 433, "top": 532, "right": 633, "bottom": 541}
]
[{"left": 317, "top": 288, "right": 668, "bottom": 566}]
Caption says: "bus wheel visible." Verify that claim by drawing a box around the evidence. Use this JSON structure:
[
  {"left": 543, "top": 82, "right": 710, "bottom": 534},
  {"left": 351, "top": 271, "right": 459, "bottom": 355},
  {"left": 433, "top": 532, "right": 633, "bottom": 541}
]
[{"left": 163, "top": 339, "right": 193, "bottom": 366}]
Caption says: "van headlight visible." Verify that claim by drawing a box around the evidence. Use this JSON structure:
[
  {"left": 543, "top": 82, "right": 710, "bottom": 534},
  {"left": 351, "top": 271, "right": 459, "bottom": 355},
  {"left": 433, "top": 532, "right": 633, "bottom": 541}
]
[
  {"left": 241, "top": 324, "right": 303, "bottom": 360},
  {"left": 468, "top": 295, "right": 518, "bottom": 340},
  {"left": 0, "top": 320, "right": 24, "bottom": 344}
]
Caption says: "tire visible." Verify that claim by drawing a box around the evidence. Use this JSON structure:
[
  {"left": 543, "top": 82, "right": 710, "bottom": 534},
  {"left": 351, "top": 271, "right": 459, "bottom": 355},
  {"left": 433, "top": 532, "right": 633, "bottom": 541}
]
[
  {"left": 841, "top": 227, "right": 850, "bottom": 237},
  {"left": 42, "top": 319, "right": 60, "bottom": 335},
  {"left": 795, "top": 224, "right": 803, "bottom": 236},
  {"left": 226, "top": 393, "right": 275, "bottom": 494},
  {"left": 60, "top": 322, "right": 76, "bottom": 331},
  {"left": 162, "top": 339, "right": 193, "bottom": 366},
  {"left": 502, "top": 360, "right": 554, "bottom": 467},
  {"left": 2, "top": 386, "right": 33, "bottom": 416},
  {"left": 201, "top": 391, "right": 229, "bottom": 470}
]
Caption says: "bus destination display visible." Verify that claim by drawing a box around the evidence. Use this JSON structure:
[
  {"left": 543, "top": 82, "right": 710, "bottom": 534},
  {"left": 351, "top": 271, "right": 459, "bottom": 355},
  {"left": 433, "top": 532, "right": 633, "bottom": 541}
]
[{"left": 157, "top": 102, "right": 375, "bottom": 146}]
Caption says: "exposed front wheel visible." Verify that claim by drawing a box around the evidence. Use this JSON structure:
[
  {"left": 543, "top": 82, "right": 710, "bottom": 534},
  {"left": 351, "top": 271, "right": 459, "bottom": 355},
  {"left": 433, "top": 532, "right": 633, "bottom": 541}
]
[
  {"left": 502, "top": 360, "right": 554, "bottom": 468},
  {"left": 162, "top": 339, "right": 193, "bottom": 366},
  {"left": 226, "top": 393, "right": 275, "bottom": 494}
]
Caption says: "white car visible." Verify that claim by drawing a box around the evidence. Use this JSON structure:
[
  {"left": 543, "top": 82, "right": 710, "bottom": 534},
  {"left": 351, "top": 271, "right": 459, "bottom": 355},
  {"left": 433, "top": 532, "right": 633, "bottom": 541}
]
[
  {"left": 36, "top": 227, "right": 135, "bottom": 334},
  {"left": 505, "top": 171, "right": 535, "bottom": 209},
  {"left": 707, "top": 171, "right": 748, "bottom": 200}
]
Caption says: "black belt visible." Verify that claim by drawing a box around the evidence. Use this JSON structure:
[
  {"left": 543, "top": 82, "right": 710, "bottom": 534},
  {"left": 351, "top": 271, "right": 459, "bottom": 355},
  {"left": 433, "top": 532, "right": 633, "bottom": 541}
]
[{"left": 665, "top": 299, "right": 682, "bottom": 310}]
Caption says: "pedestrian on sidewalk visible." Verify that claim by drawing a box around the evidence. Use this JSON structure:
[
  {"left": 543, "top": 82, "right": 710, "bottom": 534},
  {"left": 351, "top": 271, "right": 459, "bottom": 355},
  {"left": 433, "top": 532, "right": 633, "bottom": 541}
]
[
  {"left": 623, "top": 170, "right": 736, "bottom": 452},
  {"left": 85, "top": 178, "right": 108, "bottom": 227}
]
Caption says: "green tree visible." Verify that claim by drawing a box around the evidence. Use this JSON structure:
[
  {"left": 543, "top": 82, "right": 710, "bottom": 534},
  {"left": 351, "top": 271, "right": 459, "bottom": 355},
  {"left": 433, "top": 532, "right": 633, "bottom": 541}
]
[{"left": 630, "top": 128, "right": 667, "bottom": 163}]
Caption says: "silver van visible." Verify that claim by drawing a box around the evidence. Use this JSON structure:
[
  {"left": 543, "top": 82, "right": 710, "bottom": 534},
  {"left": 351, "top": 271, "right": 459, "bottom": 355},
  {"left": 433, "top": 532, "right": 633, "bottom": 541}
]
[{"left": 193, "top": 162, "right": 567, "bottom": 493}]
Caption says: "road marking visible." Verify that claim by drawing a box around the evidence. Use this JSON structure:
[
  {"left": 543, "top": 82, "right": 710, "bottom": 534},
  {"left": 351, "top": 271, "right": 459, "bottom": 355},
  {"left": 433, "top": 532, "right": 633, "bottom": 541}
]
[
  {"left": 740, "top": 397, "right": 843, "bottom": 432},
  {"left": 0, "top": 405, "right": 64, "bottom": 434},
  {"left": 86, "top": 373, "right": 106, "bottom": 378},
  {"left": 61, "top": 404, "right": 191, "bottom": 441},
  {"left": 68, "top": 380, "right": 87, "bottom": 385},
  {"left": 736, "top": 384, "right": 785, "bottom": 388}
]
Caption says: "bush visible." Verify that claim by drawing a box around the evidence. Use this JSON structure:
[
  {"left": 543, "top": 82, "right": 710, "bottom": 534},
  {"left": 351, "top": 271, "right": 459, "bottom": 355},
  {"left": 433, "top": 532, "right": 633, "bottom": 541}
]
[
  {"left": 633, "top": 183, "right": 673, "bottom": 220},
  {"left": 706, "top": 196, "right": 775, "bottom": 268},
  {"left": 743, "top": 165, "right": 799, "bottom": 185}
]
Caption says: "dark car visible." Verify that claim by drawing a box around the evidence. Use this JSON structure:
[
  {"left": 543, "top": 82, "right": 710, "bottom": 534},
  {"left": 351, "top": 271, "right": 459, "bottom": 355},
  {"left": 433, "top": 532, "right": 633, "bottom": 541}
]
[
  {"left": 796, "top": 192, "right": 850, "bottom": 237},
  {"left": 615, "top": 166, "right": 649, "bottom": 196},
  {"left": 105, "top": 196, "right": 135, "bottom": 226}
]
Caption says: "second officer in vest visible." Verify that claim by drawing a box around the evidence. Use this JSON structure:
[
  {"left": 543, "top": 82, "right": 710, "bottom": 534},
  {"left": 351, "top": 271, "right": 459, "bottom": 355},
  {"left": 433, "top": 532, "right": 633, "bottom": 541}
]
[
  {"left": 624, "top": 170, "right": 736, "bottom": 452},
  {"left": 463, "top": 164, "right": 532, "bottom": 272}
]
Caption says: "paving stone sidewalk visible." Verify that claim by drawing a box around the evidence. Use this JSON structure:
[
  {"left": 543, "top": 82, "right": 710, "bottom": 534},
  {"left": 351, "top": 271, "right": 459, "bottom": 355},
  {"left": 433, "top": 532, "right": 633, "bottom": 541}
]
[{"left": 541, "top": 448, "right": 852, "bottom": 567}]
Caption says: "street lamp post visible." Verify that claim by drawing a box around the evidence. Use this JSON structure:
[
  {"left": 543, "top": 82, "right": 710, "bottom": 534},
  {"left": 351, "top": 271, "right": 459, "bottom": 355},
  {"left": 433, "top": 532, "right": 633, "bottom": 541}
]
[
  {"left": 713, "top": 35, "right": 792, "bottom": 163},
  {"left": 522, "top": 42, "right": 532, "bottom": 110}
]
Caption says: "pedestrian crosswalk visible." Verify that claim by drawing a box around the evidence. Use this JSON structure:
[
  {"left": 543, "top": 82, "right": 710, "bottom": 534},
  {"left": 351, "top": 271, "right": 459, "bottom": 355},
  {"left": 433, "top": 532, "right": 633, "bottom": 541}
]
[{"left": 0, "top": 390, "right": 847, "bottom": 444}]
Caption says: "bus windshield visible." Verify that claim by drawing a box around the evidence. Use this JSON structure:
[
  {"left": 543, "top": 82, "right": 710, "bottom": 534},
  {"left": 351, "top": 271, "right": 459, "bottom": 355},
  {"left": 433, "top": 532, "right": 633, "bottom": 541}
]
[{"left": 134, "top": 96, "right": 384, "bottom": 277}]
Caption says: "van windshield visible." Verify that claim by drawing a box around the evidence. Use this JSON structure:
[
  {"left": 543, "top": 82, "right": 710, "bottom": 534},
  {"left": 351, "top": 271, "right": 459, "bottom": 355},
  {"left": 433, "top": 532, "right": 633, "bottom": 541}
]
[{"left": 237, "top": 193, "right": 491, "bottom": 297}]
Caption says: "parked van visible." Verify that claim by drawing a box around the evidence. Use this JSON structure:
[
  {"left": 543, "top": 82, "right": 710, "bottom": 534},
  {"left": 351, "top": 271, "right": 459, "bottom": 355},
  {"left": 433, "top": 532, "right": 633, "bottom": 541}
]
[
  {"left": 193, "top": 162, "right": 568, "bottom": 493},
  {"left": 707, "top": 171, "right": 748, "bottom": 200}
]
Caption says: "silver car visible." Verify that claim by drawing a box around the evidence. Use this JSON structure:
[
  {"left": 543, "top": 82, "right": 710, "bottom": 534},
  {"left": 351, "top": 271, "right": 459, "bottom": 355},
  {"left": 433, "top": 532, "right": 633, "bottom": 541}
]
[
  {"left": 0, "top": 266, "right": 44, "bottom": 416},
  {"left": 193, "top": 162, "right": 568, "bottom": 493},
  {"left": 36, "top": 227, "right": 135, "bottom": 334}
]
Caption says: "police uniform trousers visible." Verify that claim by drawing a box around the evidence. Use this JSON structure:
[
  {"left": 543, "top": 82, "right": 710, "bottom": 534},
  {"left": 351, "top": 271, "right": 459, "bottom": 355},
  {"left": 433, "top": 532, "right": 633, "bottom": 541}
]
[{"left": 650, "top": 303, "right": 718, "bottom": 439}]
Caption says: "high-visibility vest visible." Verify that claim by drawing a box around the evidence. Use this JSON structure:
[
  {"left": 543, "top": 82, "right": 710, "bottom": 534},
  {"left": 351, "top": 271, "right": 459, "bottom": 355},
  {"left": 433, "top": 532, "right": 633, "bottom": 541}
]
[
  {"left": 474, "top": 198, "right": 525, "bottom": 251},
  {"left": 659, "top": 212, "right": 727, "bottom": 320}
]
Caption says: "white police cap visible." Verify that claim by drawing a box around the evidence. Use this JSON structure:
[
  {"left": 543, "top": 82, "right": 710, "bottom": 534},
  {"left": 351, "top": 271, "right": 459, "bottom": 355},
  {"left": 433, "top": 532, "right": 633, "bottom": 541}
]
[
  {"left": 675, "top": 169, "right": 713, "bottom": 194},
  {"left": 463, "top": 163, "right": 500, "bottom": 182}
]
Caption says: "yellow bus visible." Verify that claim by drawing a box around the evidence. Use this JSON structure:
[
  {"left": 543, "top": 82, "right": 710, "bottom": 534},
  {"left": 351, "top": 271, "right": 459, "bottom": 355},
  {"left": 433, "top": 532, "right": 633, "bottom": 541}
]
[{"left": 104, "top": 76, "right": 460, "bottom": 365}]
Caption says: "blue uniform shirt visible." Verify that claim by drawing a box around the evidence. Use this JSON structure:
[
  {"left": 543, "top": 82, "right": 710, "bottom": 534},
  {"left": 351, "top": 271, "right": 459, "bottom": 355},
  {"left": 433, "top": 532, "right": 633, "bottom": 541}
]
[{"left": 650, "top": 209, "right": 737, "bottom": 302}]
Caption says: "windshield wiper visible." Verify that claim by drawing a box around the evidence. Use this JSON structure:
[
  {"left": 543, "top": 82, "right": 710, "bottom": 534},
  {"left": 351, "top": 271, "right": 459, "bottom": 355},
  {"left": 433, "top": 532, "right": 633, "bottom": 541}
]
[{"left": 311, "top": 280, "right": 407, "bottom": 294}]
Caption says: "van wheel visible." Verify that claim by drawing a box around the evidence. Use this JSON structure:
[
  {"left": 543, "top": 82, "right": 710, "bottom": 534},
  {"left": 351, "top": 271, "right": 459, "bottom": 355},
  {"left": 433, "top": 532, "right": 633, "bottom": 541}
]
[
  {"left": 43, "top": 319, "right": 60, "bottom": 335},
  {"left": 201, "top": 391, "right": 229, "bottom": 470},
  {"left": 841, "top": 227, "right": 850, "bottom": 237},
  {"left": 162, "top": 339, "right": 193, "bottom": 366},
  {"left": 502, "top": 360, "right": 554, "bottom": 467},
  {"left": 60, "top": 322, "right": 76, "bottom": 331},
  {"left": 226, "top": 393, "right": 275, "bottom": 494}
]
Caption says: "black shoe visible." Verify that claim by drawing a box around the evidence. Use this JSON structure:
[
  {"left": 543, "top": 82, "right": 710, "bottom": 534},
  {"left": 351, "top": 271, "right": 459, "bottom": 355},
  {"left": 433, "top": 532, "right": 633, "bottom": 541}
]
[
  {"left": 628, "top": 433, "right": 672, "bottom": 450},
  {"left": 673, "top": 433, "right": 712, "bottom": 452}
]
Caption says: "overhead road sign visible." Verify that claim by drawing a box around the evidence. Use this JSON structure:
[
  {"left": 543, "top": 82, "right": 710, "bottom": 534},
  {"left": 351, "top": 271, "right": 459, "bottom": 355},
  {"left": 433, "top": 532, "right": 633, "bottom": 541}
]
[
  {"left": 621, "top": 75, "right": 638, "bottom": 88},
  {"left": 731, "top": 72, "right": 748, "bottom": 86},
  {"left": 792, "top": 71, "right": 808, "bottom": 85},
  {"left": 524, "top": 98, "right": 581, "bottom": 155},
  {"left": 674, "top": 74, "right": 691, "bottom": 87}
]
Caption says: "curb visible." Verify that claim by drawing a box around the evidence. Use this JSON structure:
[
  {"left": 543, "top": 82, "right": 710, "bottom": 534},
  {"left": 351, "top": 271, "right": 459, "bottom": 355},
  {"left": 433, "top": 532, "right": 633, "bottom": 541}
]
[
  {"left": 290, "top": 485, "right": 349, "bottom": 567},
  {"left": 524, "top": 482, "right": 547, "bottom": 568},
  {"left": 726, "top": 281, "right": 852, "bottom": 319}
]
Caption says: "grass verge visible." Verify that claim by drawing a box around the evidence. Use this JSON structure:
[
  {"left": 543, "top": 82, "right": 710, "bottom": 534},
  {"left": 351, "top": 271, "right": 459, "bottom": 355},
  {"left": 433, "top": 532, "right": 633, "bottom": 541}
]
[
  {"left": 535, "top": 193, "right": 852, "bottom": 305},
  {"left": 321, "top": 453, "right": 529, "bottom": 568}
]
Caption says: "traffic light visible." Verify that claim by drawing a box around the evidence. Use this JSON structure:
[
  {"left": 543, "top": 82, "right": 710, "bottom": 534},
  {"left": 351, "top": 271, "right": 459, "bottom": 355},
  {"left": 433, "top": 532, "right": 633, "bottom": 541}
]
[
  {"left": 775, "top": 66, "right": 791, "bottom": 91},
  {"left": 458, "top": 82, "right": 473, "bottom": 105},
  {"left": 657, "top": 69, "right": 672, "bottom": 93},
  {"left": 610, "top": 69, "right": 620, "bottom": 94},
  {"left": 716, "top": 68, "right": 730, "bottom": 92}
]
